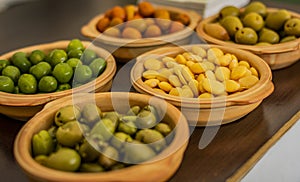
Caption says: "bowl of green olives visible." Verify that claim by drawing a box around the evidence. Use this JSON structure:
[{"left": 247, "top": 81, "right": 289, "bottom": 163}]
[
  {"left": 14, "top": 92, "right": 189, "bottom": 182},
  {"left": 81, "top": 2, "right": 201, "bottom": 62},
  {"left": 0, "top": 39, "right": 116, "bottom": 121},
  {"left": 196, "top": 1, "right": 300, "bottom": 70}
]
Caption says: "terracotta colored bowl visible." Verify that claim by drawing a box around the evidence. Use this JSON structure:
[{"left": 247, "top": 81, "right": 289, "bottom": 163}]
[
  {"left": 14, "top": 92, "right": 189, "bottom": 182},
  {"left": 81, "top": 5, "right": 201, "bottom": 62},
  {"left": 196, "top": 8, "right": 300, "bottom": 70},
  {"left": 131, "top": 44, "right": 274, "bottom": 126},
  {"left": 0, "top": 41, "right": 116, "bottom": 121}
]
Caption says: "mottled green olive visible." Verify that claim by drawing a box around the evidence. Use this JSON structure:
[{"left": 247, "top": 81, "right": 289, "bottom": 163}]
[
  {"left": 89, "top": 58, "right": 106, "bottom": 77},
  {"left": 98, "top": 145, "right": 119, "bottom": 169},
  {"left": 54, "top": 105, "right": 81, "bottom": 126},
  {"left": 111, "top": 132, "right": 133, "bottom": 149},
  {"left": 78, "top": 140, "right": 100, "bottom": 162},
  {"left": 67, "top": 49, "right": 83, "bottom": 59},
  {"left": 30, "top": 62, "right": 52, "bottom": 80},
  {"left": 67, "top": 39, "right": 85, "bottom": 52},
  {"left": 135, "top": 129, "right": 166, "bottom": 152},
  {"left": 32, "top": 130, "right": 54, "bottom": 156},
  {"left": 56, "top": 83, "right": 71, "bottom": 92},
  {"left": 56, "top": 121, "right": 83, "bottom": 147},
  {"left": 126, "top": 106, "right": 141, "bottom": 116},
  {"left": 48, "top": 49, "right": 68, "bottom": 67},
  {"left": 2, "top": 65, "right": 20, "bottom": 83},
  {"left": 79, "top": 163, "right": 104, "bottom": 172},
  {"left": 123, "top": 140, "right": 156, "bottom": 164},
  {"left": 11, "top": 52, "right": 32, "bottom": 73},
  {"left": 38, "top": 76, "right": 58, "bottom": 93},
  {"left": 45, "top": 148, "right": 81, "bottom": 172},
  {"left": 90, "top": 118, "right": 116, "bottom": 141},
  {"left": 66, "top": 58, "right": 82, "bottom": 69},
  {"left": 0, "top": 59, "right": 10, "bottom": 72},
  {"left": 18, "top": 74, "right": 37, "bottom": 94},
  {"left": 117, "top": 117, "right": 137, "bottom": 135},
  {"left": 29, "top": 50, "right": 46, "bottom": 65},
  {"left": 81, "top": 49, "right": 97, "bottom": 65},
  {"left": 136, "top": 110, "right": 157, "bottom": 129},
  {"left": 155, "top": 123, "right": 172, "bottom": 136},
  {"left": 82, "top": 103, "right": 102, "bottom": 123},
  {"left": 52, "top": 63, "right": 73, "bottom": 83},
  {"left": 74, "top": 64, "right": 93, "bottom": 84}
]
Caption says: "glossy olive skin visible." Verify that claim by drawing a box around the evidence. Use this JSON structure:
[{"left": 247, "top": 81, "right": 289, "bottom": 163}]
[
  {"left": 32, "top": 130, "right": 54, "bottom": 156},
  {"left": 18, "top": 74, "right": 37, "bottom": 94},
  {"left": 67, "top": 39, "right": 85, "bottom": 52},
  {"left": 29, "top": 50, "right": 46, "bottom": 65},
  {"left": 89, "top": 58, "right": 107, "bottom": 77},
  {"left": 81, "top": 49, "right": 97, "bottom": 65},
  {"left": 2, "top": 65, "right": 20, "bottom": 83},
  {"left": 0, "top": 59, "right": 10, "bottom": 72},
  {"left": 54, "top": 105, "right": 81, "bottom": 126},
  {"left": 74, "top": 64, "right": 93, "bottom": 83},
  {"left": 48, "top": 49, "right": 68, "bottom": 67},
  {"left": 56, "top": 121, "right": 83, "bottom": 147},
  {"left": 0, "top": 75, "right": 15, "bottom": 93},
  {"left": 29, "top": 62, "right": 52, "bottom": 80},
  {"left": 38, "top": 76, "right": 58, "bottom": 93},
  {"left": 11, "top": 52, "right": 32, "bottom": 73},
  {"left": 52, "top": 63, "right": 73, "bottom": 83}
]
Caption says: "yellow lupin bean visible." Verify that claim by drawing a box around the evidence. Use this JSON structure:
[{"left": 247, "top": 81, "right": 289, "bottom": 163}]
[
  {"left": 188, "top": 80, "right": 199, "bottom": 97},
  {"left": 229, "top": 59, "right": 239, "bottom": 70},
  {"left": 144, "top": 79, "right": 160, "bottom": 88},
  {"left": 186, "top": 61, "right": 195, "bottom": 68},
  {"left": 175, "top": 54, "right": 187, "bottom": 65},
  {"left": 231, "top": 66, "right": 248, "bottom": 80},
  {"left": 239, "top": 75, "right": 259, "bottom": 89},
  {"left": 174, "top": 66, "right": 187, "bottom": 85},
  {"left": 162, "top": 56, "right": 176, "bottom": 64},
  {"left": 202, "top": 78, "right": 225, "bottom": 95},
  {"left": 196, "top": 73, "right": 206, "bottom": 83},
  {"left": 144, "top": 58, "right": 164, "bottom": 70},
  {"left": 169, "top": 87, "right": 180, "bottom": 96},
  {"left": 250, "top": 67, "right": 258, "bottom": 77},
  {"left": 183, "top": 52, "right": 202, "bottom": 62},
  {"left": 191, "top": 46, "right": 207, "bottom": 57},
  {"left": 142, "top": 70, "right": 159, "bottom": 79},
  {"left": 165, "top": 61, "right": 178, "bottom": 68},
  {"left": 205, "top": 70, "right": 216, "bottom": 80},
  {"left": 181, "top": 66, "right": 195, "bottom": 82},
  {"left": 198, "top": 93, "right": 214, "bottom": 98},
  {"left": 224, "top": 80, "right": 240, "bottom": 93},
  {"left": 153, "top": 88, "right": 166, "bottom": 94},
  {"left": 219, "top": 53, "right": 232, "bottom": 66},
  {"left": 168, "top": 75, "right": 182, "bottom": 87},
  {"left": 207, "top": 48, "right": 224, "bottom": 63},
  {"left": 181, "top": 85, "right": 194, "bottom": 98},
  {"left": 158, "top": 68, "right": 173, "bottom": 79},
  {"left": 215, "top": 67, "right": 231, "bottom": 82},
  {"left": 158, "top": 81, "right": 173, "bottom": 92},
  {"left": 238, "top": 60, "right": 250, "bottom": 69},
  {"left": 198, "top": 80, "right": 206, "bottom": 93},
  {"left": 189, "top": 62, "right": 207, "bottom": 74},
  {"left": 202, "top": 61, "right": 215, "bottom": 71}
]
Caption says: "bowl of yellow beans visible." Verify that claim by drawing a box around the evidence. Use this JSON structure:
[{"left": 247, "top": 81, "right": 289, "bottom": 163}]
[
  {"left": 131, "top": 44, "right": 274, "bottom": 126},
  {"left": 14, "top": 92, "right": 189, "bottom": 182}
]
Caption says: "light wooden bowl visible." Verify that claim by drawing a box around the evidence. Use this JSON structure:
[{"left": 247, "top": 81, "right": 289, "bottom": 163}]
[
  {"left": 131, "top": 44, "right": 274, "bottom": 126},
  {"left": 196, "top": 8, "right": 300, "bottom": 70},
  {"left": 0, "top": 40, "right": 116, "bottom": 121},
  {"left": 14, "top": 92, "right": 189, "bottom": 182},
  {"left": 81, "top": 5, "right": 201, "bottom": 62}
]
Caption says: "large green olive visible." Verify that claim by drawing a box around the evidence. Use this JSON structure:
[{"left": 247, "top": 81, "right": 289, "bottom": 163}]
[
  {"left": 136, "top": 110, "right": 157, "bottom": 129},
  {"left": 0, "top": 59, "right": 10, "bottom": 72},
  {"left": 219, "top": 6, "right": 240, "bottom": 18},
  {"left": 110, "top": 132, "right": 133, "bottom": 149},
  {"left": 66, "top": 58, "right": 82, "bottom": 69},
  {"left": 52, "top": 63, "right": 73, "bottom": 83},
  {"left": 79, "top": 163, "right": 104, "bottom": 172},
  {"left": 30, "top": 62, "right": 52, "bottom": 80},
  {"left": 235, "top": 27, "right": 258, "bottom": 45},
  {"left": 67, "top": 49, "right": 83, "bottom": 59},
  {"left": 284, "top": 18, "right": 300, "bottom": 36},
  {"left": 135, "top": 129, "right": 166, "bottom": 152},
  {"left": 220, "top": 16, "right": 243, "bottom": 37},
  {"left": 265, "top": 9, "right": 291, "bottom": 31},
  {"left": 123, "top": 140, "right": 156, "bottom": 164},
  {"left": 56, "top": 121, "right": 83, "bottom": 147},
  {"left": 242, "top": 1, "right": 267, "bottom": 18},
  {"left": 38, "top": 76, "right": 58, "bottom": 93},
  {"left": 54, "top": 105, "right": 81, "bottom": 126},
  {"left": 48, "top": 49, "right": 68, "bottom": 67},
  {"left": 89, "top": 58, "right": 106, "bottom": 77},
  {"left": 81, "top": 103, "right": 102, "bottom": 123},
  {"left": 67, "top": 39, "right": 85, "bottom": 52},
  {"left": 90, "top": 118, "right": 116, "bottom": 141},
  {"left": 45, "top": 148, "right": 81, "bottom": 172},
  {"left": 29, "top": 50, "right": 46, "bottom": 65},
  {"left": 11, "top": 52, "right": 32, "bottom": 73},
  {"left": 155, "top": 123, "right": 172, "bottom": 136},
  {"left": 78, "top": 140, "right": 100, "bottom": 162},
  {"left": 2, "top": 65, "right": 20, "bottom": 83},
  {"left": 18, "top": 74, "right": 37, "bottom": 94},
  {"left": 0, "top": 76, "right": 15, "bottom": 93},
  {"left": 98, "top": 145, "right": 119, "bottom": 169},
  {"left": 81, "top": 49, "right": 97, "bottom": 65},
  {"left": 32, "top": 130, "right": 54, "bottom": 156},
  {"left": 74, "top": 64, "right": 93, "bottom": 84}
]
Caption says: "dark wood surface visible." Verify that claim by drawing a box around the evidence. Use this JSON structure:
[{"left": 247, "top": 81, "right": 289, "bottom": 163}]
[{"left": 0, "top": 0, "right": 299, "bottom": 181}]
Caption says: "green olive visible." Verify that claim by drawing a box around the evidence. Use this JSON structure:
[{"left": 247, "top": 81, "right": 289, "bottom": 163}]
[
  {"left": 98, "top": 145, "right": 119, "bottom": 169},
  {"left": 110, "top": 132, "right": 133, "bottom": 149},
  {"left": 136, "top": 110, "right": 157, "bottom": 129},
  {"left": 54, "top": 105, "right": 81, "bottom": 126},
  {"left": 29, "top": 50, "right": 46, "bottom": 65},
  {"left": 123, "top": 140, "right": 156, "bottom": 164},
  {"left": 32, "top": 130, "right": 54, "bottom": 156},
  {"left": 52, "top": 63, "right": 73, "bottom": 83},
  {"left": 135, "top": 129, "right": 166, "bottom": 152},
  {"left": 79, "top": 163, "right": 104, "bottom": 172},
  {"left": 0, "top": 59, "right": 10, "bottom": 72},
  {"left": 74, "top": 64, "right": 93, "bottom": 84},
  {"left": 81, "top": 49, "right": 97, "bottom": 65},
  {"left": 154, "top": 123, "right": 172, "bottom": 136},
  {"left": 38, "top": 76, "right": 58, "bottom": 93},
  {"left": 2, "top": 65, "right": 20, "bottom": 83},
  {"left": 66, "top": 58, "right": 82, "bottom": 69},
  {"left": 56, "top": 121, "right": 83, "bottom": 147},
  {"left": 0, "top": 75, "right": 15, "bottom": 93},
  {"left": 90, "top": 118, "right": 116, "bottom": 141},
  {"left": 68, "top": 49, "right": 83, "bottom": 59},
  {"left": 78, "top": 140, "right": 100, "bottom": 162},
  {"left": 45, "top": 147, "right": 81, "bottom": 172},
  {"left": 81, "top": 103, "right": 102, "bottom": 123},
  {"left": 11, "top": 52, "right": 32, "bottom": 73},
  {"left": 48, "top": 49, "right": 68, "bottom": 67},
  {"left": 89, "top": 58, "right": 106, "bottom": 77},
  {"left": 67, "top": 39, "right": 85, "bottom": 52},
  {"left": 18, "top": 74, "right": 37, "bottom": 94},
  {"left": 29, "top": 62, "right": 52, "bottom": 80},
  {"left": 56, "top": 83, "right": 71, "bottom": 92}
]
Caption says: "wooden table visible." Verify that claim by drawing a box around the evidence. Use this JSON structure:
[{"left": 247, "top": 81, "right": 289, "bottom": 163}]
[{"left": 0, "top": 0, "right": 299, "bottom": 181}]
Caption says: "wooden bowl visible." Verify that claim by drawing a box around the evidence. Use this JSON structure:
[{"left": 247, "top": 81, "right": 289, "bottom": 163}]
[
  {"left": 0, "top": 40, "right": 116, "bottom": 121},
  {"left": 131, "top": 44, "right": 274, "bottom": 126},
  {"left": 14, "top": 92, "right": 189, "bottom": 182},
  {"left": 81, "top": 5, "right": 201, "bottom": 62},
  {"left": 196, "top": 8, "right": 300, "bottom": 70}
]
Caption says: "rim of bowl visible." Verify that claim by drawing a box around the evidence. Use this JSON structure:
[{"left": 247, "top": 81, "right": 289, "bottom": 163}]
[
  {"left": 0, "top": 40, "right": 117, "bottom": 106},
  {"left": 13, "top": 92, "right": 190, "bottom": 181},
  {"left": 131, "top": 44, "right": 274, "bottom": 108},
  {"left": 196, "top": 7, "right": 300, "bottom": 54},
  {"left": 81, "top": 5, "right": 201, "bottom": 47}
]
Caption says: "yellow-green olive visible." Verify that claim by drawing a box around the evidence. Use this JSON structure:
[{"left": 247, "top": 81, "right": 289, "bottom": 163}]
[
  {"left": 56, "top": 121, "right": 83, "bottom": 147},
  {"left": 32, "top": 130, "right": 54, "bottom": 156},
  {"left": 54, "top": 105, "right": 81, "bottom": 126}
]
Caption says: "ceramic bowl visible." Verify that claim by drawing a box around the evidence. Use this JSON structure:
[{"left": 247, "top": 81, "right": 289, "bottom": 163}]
[
  {"left": 0, "top": 40, "right": 116, "bottom": 121},
  {"left": 14, "top": 92, "right": 189, "bottom": 182},
  {"left": 131, "top": 44, "right": 274, "bottom": 126},
  {"left": 81, "top": 5, "right": 201, "bottom": 62},
  {"left": 196, "top": 8, "right": 300, "bottom": 70}
]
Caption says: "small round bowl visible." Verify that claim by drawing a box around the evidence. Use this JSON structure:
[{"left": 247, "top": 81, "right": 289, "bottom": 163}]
[
  {"left": 14, "top": 92, "right": 189, "bottom": 182},
  {"left": 0, "top": 40, "right": 116, "bottom": 121},
  {"left": 196, "top": 8, "right": 300, "bottom": 70},
  {"left": 131, "top": 44, "right": 274, "bottom": 126},
  {"left": 81, "top": 5, "right": 201, "bottom": 62}
]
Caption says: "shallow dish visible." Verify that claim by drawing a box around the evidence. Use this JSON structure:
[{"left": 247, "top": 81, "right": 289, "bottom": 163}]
[
  {"left": 14, "top": 92, "right": 189, "bottom": 182},
  {"left": 196, "top": 8, "right": 300, "bottom": 70},
  {"left": 81, "top": 5, "right": 201, "bottom": 62},
  {"left": 131, "top": 44, "right": 274, "bottom": 126},
  {"left": 0, "top": 40, "right": 116, "bottom": 121}
]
